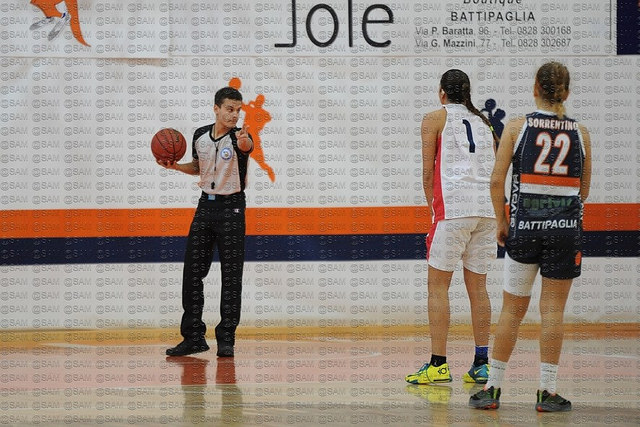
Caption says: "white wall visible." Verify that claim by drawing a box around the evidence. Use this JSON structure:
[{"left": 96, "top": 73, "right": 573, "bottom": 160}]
[{"left": 0, "top": 0, "right": 638, "bottom": 330}]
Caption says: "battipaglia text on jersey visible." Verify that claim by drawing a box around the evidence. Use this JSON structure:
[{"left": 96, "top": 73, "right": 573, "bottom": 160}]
[{"left": 518, "top": 219, "right": 578, "bottom": 231}]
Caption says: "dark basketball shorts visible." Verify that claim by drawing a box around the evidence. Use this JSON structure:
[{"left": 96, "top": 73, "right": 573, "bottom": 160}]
[{"left": 505, "top": 233, "right": 582, "bottom": 290}]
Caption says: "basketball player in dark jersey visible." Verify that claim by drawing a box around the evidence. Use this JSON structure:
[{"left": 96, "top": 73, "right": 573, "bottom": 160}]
[
  {"left": 159, "top": 87, "right": 253, "bottom": 357},
  {"left": 470, "top": 62, "right": 592, "bottom": 412}
]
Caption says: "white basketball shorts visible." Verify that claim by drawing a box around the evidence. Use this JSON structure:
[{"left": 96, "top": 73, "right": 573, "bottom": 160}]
[{"left": 426, "top": 217, "right": 497, "bottom": 274}]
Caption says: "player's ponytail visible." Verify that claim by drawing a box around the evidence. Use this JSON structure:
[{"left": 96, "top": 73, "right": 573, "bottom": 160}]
[
  {"left": 463, "top": 96, "right": 500, "bottom": 146},
  {"left": 535, "top": 62, "right": 570, "bottom": 119},
  {"left": 440, "top": 69, "right": 499, "bottom": 146}
]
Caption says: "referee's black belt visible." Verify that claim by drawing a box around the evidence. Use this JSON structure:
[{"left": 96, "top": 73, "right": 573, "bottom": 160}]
[{"left": 200, "top": 191, "right": 245, "bottom": 202}]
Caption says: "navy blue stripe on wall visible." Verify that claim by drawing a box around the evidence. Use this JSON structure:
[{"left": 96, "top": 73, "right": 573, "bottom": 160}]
[
  {"left": 0, "top": 232, "right": 638, "bottom": 265},
  {"left": 617, "top": 0, "right": 640, "bottom": 54}
]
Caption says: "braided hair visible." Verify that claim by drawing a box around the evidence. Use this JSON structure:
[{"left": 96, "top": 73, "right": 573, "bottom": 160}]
[
  {"left": 440, "top": 69, "right": 499, "bottom": 145},
  {"left": 535, "top": 62, "right": 570, "bottom": 119}
]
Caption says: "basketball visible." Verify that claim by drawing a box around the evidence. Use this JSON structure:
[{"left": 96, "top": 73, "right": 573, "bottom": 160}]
[{"left": 151, "top": 128, "right": 187, "bottom": 163}]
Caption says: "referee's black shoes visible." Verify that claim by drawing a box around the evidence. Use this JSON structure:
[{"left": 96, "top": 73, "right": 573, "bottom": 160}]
[
  {"left": 216, "top": 345, "right": 234, "bottom": 358},
  {"left": 166, "top": 339, "right": 210, "bottom": 356}
]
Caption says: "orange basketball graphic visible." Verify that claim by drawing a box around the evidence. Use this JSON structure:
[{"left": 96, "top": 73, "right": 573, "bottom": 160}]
[{"left": 29, "top": 0, "right": 89, "bottom": 46}]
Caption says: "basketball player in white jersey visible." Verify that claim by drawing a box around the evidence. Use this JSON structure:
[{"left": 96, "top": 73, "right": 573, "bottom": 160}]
[
  {"left": 470, "top": 62, "right": 592, "bottom": 412},
  {"left": 406, "top": 70, "right": 499, "bottom": 387}
]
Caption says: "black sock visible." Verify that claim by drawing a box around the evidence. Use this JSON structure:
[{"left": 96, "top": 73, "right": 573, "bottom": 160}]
[
  {"left": 430, "top": 354, "right": 447, "bottom": 367},
  {"left": 474, "top": 355, "right": 488, "bottom": 366}
]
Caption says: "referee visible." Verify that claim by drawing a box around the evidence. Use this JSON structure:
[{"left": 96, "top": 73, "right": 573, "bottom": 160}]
[{"left": 158, "top": 86, "right": 253, "bottom": 357}]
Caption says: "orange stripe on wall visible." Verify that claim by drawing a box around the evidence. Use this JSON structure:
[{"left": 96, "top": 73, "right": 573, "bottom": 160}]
[
  {"left": 0, "top": 204, "right": 637, "bottom": 239},
  {"left": 582, "top": 204, "right": 640, "bottom": 231},
  {"left": 0, "top": 207, "right": 432, "bottom": 239},
  {"left": 0, "top": 208, "right": 194, "bottom": 239}
]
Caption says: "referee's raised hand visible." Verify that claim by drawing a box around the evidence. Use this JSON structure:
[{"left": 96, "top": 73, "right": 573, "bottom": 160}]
[{"left": 235, "top": 123, "right": 252, "bottom": 151}]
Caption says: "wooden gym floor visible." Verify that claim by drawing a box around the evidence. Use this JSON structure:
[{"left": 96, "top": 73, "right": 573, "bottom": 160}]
[{"left": 1, "top": 325, "right": 638, "bottom": 426}]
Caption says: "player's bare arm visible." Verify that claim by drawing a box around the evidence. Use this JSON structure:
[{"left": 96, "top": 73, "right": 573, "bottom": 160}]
[
  {"left": 578, "top": 124, "right": 592, "bottom": 202},
  {"left": 490, "top": 117, "right": 522, "bottom": 246},
  {"left": 421, "top": 108, "right": 446, "bottom": 211}
]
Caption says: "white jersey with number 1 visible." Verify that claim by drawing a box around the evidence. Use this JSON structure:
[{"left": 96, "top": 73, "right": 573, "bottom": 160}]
[{"left": 432, "top": 103, "right": 495, "bottom": 221}]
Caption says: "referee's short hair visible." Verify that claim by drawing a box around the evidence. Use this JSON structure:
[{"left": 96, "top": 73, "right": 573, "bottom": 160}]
[{"left": 215, "top": 87, "right": 243, "bottom": 106}]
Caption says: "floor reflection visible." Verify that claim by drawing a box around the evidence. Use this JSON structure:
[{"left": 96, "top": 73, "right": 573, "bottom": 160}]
[
  {"left": 164, "top": 355, "right": 244, "bottom": 425},
  {"left": 0, "top": 335, "right": 638, "bottom": 426},
  {"left": 216, "top": 358, "right": 244, "bottom": 425}
]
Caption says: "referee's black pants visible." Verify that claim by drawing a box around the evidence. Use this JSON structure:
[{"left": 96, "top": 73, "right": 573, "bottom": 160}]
[{"left": 180, "top": 192, "right": 246, "bottom": 347}]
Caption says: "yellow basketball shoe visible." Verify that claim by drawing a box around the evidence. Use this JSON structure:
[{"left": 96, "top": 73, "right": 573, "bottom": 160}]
[{"left": 405, "top": 362, "right": 453, "bottom": 384}]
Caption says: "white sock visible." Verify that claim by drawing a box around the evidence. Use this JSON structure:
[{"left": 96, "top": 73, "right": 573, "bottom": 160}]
[
  {"left": 485, "top": 358, "right": 507, "bottom": 390},
  {"left": 540, "top": 362, "right": 558, "bottom": 394}
]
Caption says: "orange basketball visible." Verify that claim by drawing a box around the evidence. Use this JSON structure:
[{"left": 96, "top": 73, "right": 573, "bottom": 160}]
[{"left": 151, "top": 128, "right": 187, "bottom": 162}]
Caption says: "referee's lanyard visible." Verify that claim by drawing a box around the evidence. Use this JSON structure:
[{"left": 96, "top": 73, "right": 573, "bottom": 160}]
[{"left": 211, "top": 139, "right": 220, "bottom": 190}]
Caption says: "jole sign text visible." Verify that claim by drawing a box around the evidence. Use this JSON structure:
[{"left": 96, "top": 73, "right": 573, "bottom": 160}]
[{"left": 275, "top": 0, "right": 394, "bottom": 48}]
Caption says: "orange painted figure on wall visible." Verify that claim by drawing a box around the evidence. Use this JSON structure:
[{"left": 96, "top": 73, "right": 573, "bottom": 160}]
[
  {"left": 29, "top": 0, "right": 90, "bottom": 46},
  {"left": 229, "top": 77, "right": 276, "bottom": 182}
]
